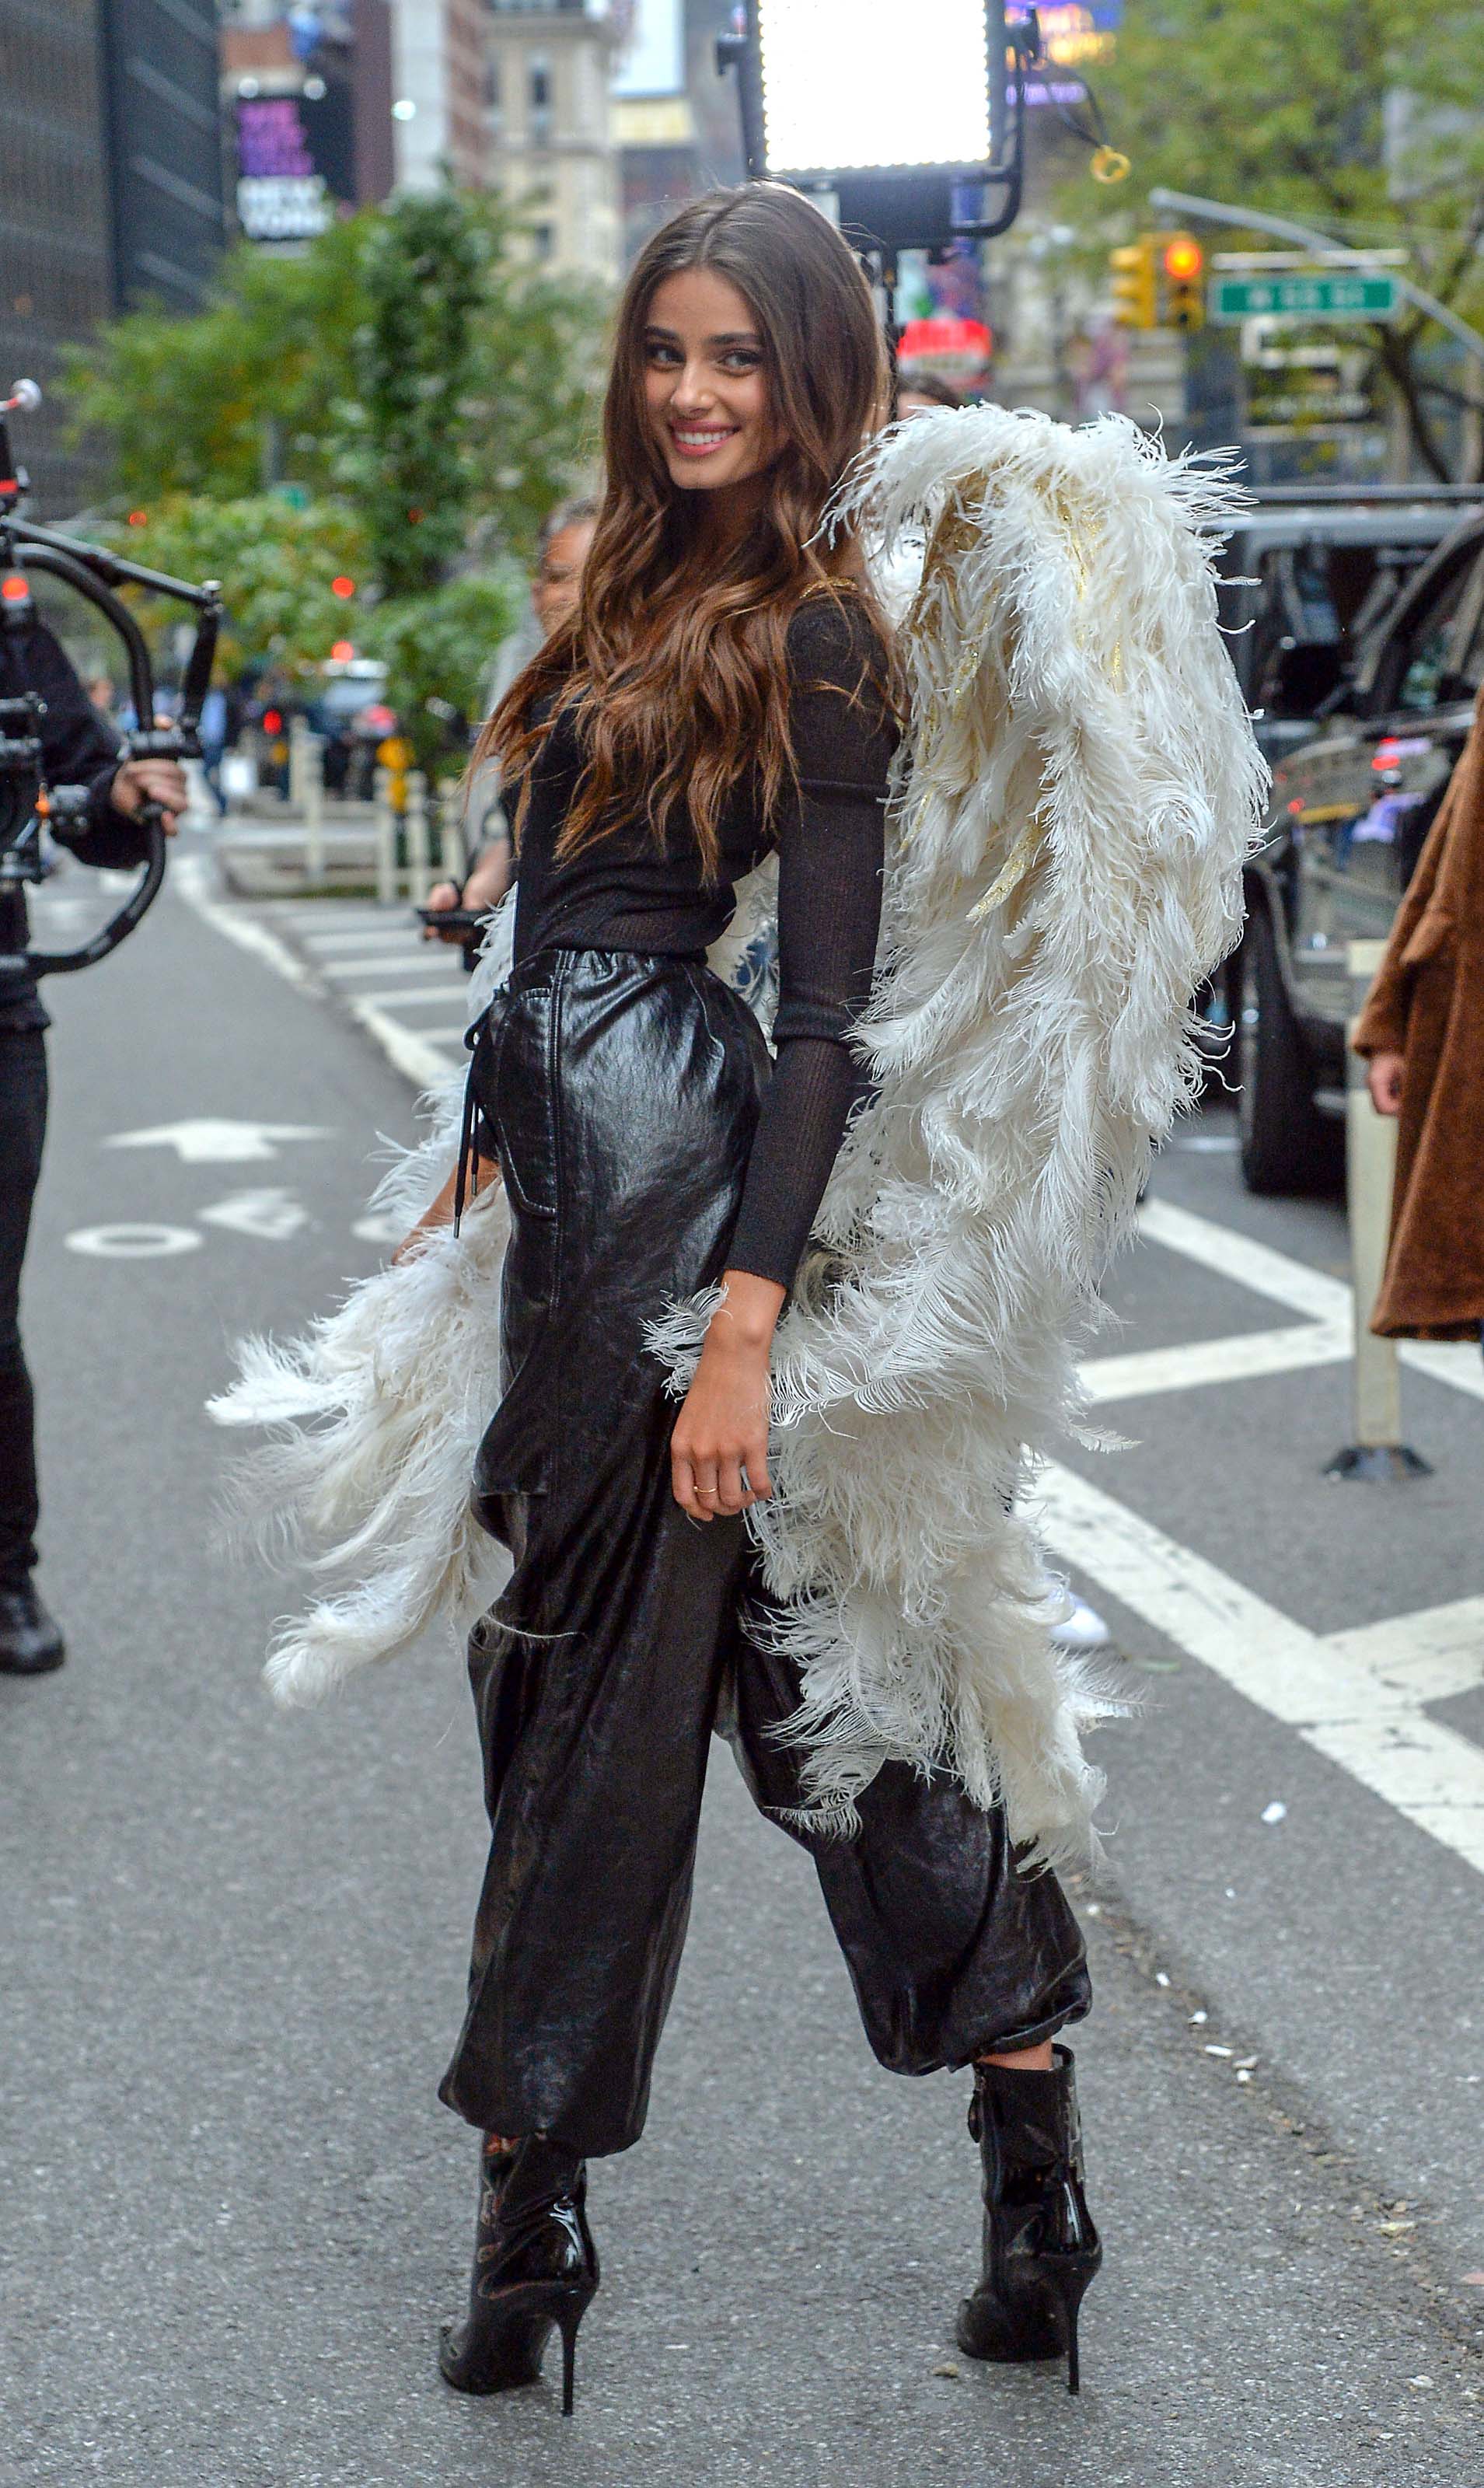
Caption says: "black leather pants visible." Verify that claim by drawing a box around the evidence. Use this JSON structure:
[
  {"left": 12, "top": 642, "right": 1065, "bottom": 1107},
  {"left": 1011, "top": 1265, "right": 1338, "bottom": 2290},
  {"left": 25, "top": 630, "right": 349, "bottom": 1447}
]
[{"left": 438, "top": 949, "right": 1090, "bottom": 2158}]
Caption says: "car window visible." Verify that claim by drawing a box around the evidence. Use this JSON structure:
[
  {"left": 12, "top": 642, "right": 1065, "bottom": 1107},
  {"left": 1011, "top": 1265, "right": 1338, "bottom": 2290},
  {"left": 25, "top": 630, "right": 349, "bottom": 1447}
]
[
  {"left": 1391, "top": 548, "right": 1483, "bottom": 711},
  {"left": 1442, "top": 561, "right": 1484, "bottom": 704},
  {"left": 1245, "top": 539, "right": 1440, "bottom": 715}
]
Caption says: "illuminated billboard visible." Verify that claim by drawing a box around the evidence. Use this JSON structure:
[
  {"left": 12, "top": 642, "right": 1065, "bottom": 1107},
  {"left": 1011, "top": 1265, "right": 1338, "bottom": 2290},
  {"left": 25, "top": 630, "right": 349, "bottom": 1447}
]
[{"left": 234, "top": 86, "right": 354, "bottom": 243}]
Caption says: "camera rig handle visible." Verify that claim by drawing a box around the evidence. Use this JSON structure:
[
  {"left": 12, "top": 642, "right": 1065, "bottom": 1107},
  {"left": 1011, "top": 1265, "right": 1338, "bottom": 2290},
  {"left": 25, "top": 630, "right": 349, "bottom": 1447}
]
[{"left": 0, "top": 398, "right": 222, "bottom": 977}]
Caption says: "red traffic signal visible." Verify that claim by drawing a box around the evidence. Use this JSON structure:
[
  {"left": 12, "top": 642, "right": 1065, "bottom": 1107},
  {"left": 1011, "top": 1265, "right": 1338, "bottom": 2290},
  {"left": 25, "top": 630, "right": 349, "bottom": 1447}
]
[
  {"left": 1162, "top": 234, "right": 1206, "bottom": 330},
  {"left": 261, "top": 708, "right": 283, "bottom": 736},
  {"left": 330, "top": 575, "right": 355, "bottom": 599},
  {"left": 2, "top": 571, "right": 31, "bottom": 605},
  {"left": 330, "top": 638, "right": 354, "bottom": 662}
]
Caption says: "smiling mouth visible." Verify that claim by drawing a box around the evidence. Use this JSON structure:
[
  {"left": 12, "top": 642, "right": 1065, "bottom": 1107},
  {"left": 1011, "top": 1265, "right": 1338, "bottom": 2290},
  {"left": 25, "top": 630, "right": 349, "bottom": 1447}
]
[{"left": 668, "top": 425, "right": 739, "bottom": 458}]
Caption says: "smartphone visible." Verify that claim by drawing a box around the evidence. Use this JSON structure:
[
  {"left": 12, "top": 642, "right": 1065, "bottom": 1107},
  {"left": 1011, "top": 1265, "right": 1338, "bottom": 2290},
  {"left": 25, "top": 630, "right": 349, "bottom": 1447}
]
[{"left": 415, "top": 907, "right": 484, "bottom": 933}]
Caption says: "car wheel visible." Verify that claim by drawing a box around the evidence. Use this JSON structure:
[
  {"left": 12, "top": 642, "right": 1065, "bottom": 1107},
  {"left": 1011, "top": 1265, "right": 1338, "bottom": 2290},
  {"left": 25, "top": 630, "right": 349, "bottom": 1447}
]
[{"left": 1236, "top": 908, "right": 1333, "bottom": 1196}]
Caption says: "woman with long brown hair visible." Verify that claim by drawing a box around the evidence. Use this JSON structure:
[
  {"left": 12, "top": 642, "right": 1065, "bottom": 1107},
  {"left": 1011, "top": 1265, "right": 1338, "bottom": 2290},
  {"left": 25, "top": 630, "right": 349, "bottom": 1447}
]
[{"left": 404, "top": 184, "right": 1097, "bottom": 2415}]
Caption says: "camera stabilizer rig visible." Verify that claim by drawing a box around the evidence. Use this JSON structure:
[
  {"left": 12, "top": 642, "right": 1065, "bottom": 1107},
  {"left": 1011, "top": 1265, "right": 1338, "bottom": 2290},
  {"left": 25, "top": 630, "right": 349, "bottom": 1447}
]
[{"left": 0, "top": 380, "right": 222, "bottom": 978}]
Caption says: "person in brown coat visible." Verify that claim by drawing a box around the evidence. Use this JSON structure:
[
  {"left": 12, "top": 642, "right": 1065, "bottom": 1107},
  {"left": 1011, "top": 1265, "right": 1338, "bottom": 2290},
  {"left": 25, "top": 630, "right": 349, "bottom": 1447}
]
[{"left": 1353, "top": 687, "right": 1484, "bottom": 1339}]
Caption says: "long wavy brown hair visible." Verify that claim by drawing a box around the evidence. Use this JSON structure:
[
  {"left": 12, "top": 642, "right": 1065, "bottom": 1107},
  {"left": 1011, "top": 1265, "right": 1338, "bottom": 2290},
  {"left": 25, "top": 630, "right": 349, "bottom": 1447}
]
[{"left": 477, "top": 183, "right": 892, "bottom": 874}]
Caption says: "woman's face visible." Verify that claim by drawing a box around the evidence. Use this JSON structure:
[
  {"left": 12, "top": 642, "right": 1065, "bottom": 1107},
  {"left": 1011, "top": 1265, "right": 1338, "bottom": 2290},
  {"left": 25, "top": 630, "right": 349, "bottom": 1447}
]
[
  {"left": 641, "top": 267, "right": 775, "bottom": 496},
  {"left": 532, "top": 519, "right": 595, "bottom": 637}
]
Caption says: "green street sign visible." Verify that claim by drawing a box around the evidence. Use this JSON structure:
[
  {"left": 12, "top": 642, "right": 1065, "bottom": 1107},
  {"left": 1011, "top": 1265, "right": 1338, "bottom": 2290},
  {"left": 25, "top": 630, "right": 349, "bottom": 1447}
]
[{"left": 1211, "top": 271, "right": 1399, "bottom": 324}]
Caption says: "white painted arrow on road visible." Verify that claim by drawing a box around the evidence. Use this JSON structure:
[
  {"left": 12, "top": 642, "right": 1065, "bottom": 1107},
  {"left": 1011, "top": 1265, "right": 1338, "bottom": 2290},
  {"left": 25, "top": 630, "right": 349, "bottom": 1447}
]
[{"left": 105, "top": 1120, "right": 331, "bottom": 1165}]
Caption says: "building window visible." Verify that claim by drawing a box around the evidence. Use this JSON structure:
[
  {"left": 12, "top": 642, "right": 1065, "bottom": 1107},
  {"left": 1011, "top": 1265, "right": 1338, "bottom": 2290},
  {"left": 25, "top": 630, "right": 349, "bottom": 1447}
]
[
  {"left": 530, "top": 57, "right": 552, "bottom": 147},
  {"left": 532, "top": 222, "right": 554, "bottom": 261},
  {"left": 484, "top": 58, "right": 501, "bottom": 127}
]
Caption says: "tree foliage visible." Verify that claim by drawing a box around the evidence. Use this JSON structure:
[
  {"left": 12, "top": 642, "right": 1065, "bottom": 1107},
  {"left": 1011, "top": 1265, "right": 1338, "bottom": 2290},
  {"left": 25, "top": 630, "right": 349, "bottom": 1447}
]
[
  {"left": 60, "top": 188, "right": 604, "bottom": 728},
  {"left": 63, "top": 190, "right": 605, "bottom": 562},
  {"left": 1091, "top": 0, "right": 1484, "bottom": 475},
  {"left": 59, "top": 222, "right": 368, "bottom": 507},
  {"left": 361, "top": 574, "right": 518, "bottom": 774},
  {"left": 100, "top": 495, "right": 369, "bottom": 676}
]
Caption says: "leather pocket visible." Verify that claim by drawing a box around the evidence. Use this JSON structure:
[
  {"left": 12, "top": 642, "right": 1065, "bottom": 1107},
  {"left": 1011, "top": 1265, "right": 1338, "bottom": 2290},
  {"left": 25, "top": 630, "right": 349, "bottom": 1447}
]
[{"left": 487, "top": 981, "right": 559, "bottom": 1221}]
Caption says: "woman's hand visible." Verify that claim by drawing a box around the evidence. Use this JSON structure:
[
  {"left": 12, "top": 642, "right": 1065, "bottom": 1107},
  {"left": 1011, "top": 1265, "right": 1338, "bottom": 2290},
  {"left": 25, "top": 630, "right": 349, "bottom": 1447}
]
[
  {"left": 393, "top": 1155, "right": 499, "bottom": 1265},
  {"left": 422, "top": 840, "right": 512, "bottom": 941},
  {"left": 421, "top": 879, "right": 466, "bottom": 942},
  {"left": 1366, "top": 1050, "right": 1405, "bottom": 1117},
  {"left": 671, "top": 1271, "right": 786, "bottom": 1521}
]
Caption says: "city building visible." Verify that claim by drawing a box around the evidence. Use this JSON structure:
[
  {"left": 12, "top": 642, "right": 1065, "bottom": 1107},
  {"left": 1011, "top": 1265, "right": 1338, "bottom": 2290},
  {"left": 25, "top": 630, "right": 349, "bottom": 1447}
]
[
  {"left": 0, "top": 0, "right": 226, "bottom": 515},
  {"left": 484, "top": 1, "right": 622, "bottom": 284},
  {"left": 389, "top": 0, "right": 488, "bottom": 191},
  {"left": 612, "top": 0, "right": 743, "bottom": 263},
  {"left": 220, "top": 0, "right": 396, "bottom": 237}
]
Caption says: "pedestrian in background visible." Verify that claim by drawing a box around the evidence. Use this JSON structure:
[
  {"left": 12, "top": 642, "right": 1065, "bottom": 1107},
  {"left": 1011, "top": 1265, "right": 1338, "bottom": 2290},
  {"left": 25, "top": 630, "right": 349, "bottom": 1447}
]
[
  {"left": 0, "top": 607, "right": 187, "bottom": 1674},
  {"left": 197, "top": 683, "right": 229, "bottom": 818},
  {"left": 896, "top": 371, "right": 963, "bottom": 416},
  {"left": 1354, "top": 687, "right": 1484, "bottom": 1340},
  {"left": 423, "top": 497, "right": 599, "bottom": 948}
]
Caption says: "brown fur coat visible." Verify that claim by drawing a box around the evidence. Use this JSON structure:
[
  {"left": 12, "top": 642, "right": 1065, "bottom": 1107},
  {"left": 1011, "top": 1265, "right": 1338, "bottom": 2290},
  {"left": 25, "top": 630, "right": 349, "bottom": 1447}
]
[{"left": 1353, "top": 689, "right": 1484, "bottom": 1339}]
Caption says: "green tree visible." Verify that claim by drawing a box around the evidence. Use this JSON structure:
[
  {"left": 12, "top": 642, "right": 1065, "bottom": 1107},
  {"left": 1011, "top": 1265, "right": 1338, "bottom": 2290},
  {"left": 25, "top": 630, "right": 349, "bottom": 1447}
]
[
  {"left": 61, "top": 189, "right": 605, "bottom": 561},
  {"left": 61, "top": 187, "right": 602, "bottom": 732},
  {"left": 361, "top": 572, "right": 518, "bottom": 774},
  {"left": 100, "top": 496, "right": 369, "bottom": 679},
  {"left": 1090, "top": 0, "right": 1484, "bottom": 476},
  {"left": 59, "top": 221, "right": 367, "bottom": 506}
]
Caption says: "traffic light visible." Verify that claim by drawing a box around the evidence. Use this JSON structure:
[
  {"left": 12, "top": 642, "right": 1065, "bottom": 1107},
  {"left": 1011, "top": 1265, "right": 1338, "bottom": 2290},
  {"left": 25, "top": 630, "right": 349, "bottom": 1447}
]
[
  {"left": 1109, "top": 236, "right": 1159, "bottom": 330},
  {"left": 1163, "top": 233, "right": 1205, "bottom": 330}
]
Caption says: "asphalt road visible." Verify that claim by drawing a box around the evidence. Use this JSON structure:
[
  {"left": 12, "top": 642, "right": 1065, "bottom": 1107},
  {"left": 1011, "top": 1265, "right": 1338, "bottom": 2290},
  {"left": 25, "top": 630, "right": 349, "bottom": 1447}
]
[{"left": 2, "top": 842, "right": 1480, "bottom": 2486}]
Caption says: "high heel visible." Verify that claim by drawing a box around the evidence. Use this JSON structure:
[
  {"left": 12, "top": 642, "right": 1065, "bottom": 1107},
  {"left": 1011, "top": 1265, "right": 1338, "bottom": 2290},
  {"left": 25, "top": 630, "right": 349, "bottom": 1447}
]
[
  {"left": 439, "top": 2132, "right": 599, "bottom": 2412},
  {"left": 955, "top": 2043, "right": 1102, "bottom": 2395}
]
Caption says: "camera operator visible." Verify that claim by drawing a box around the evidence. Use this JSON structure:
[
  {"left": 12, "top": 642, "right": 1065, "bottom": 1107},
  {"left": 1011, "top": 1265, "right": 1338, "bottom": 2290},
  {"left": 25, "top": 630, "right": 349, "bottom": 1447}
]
[{"left": 0, "top": 603, "right": 187, "bottom": 1675}]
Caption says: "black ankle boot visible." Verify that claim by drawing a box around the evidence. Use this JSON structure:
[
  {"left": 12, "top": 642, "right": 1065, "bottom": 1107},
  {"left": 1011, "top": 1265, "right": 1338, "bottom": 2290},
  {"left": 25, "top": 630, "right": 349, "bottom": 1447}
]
[
  {"left": 0, "top": 1580, "right": 65, "bottom": 1676},
  {"left": 439, "top": 2133, "right": 598, "bottom": 2413},
  {"left": 956, "top": 2044, "right": 1102, "bottom": 2393}
]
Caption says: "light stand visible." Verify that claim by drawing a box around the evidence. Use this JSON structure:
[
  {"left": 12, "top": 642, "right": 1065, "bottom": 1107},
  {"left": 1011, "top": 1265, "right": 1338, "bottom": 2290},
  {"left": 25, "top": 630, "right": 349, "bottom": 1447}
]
[{"left": 717, "top": 2, "right": 1037, "bottom": 254}]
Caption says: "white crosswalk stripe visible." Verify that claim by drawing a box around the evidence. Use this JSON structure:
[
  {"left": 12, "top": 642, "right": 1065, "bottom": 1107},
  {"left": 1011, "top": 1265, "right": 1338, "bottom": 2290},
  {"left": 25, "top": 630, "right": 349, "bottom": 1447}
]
[{"left": 1041, "top": 1462, "right": 1484, "bottom": 1876}]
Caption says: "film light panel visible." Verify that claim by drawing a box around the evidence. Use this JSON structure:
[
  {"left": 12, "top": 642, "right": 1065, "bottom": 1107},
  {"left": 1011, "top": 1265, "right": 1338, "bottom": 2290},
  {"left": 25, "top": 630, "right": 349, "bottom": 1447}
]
[{"left": 755, "top": 0, "right": 993, "bottom": 175}]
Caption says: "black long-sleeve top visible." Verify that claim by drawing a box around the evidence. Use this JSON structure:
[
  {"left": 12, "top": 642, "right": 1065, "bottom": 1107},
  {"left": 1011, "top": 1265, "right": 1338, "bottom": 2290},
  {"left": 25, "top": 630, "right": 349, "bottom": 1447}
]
[
  {"left": 0, "top": 615, "right": 148, "bottom": 1032},
  {"left": 511, "top": 593, "right": 896, "bottom": 1289}
]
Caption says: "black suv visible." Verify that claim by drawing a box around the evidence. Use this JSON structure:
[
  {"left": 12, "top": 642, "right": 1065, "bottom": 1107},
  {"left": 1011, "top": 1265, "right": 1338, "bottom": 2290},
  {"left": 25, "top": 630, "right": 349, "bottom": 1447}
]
[
  {"left": 1234, "top": 501, "right": 1484, "bottom": 1193},
  {"left": 1217, "top": 486, "right": 1481, "bottom": 764}
]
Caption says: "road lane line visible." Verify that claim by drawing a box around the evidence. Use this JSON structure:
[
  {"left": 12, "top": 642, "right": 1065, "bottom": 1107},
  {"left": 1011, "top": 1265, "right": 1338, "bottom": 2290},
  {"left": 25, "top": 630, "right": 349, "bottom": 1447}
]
[
  {"left": 174, "top": 855, "right": 314, "bottom": 987},
  {"left": 303, "top": 928, "right": 424, "bottom": 949},
  {"left": 1137, "top": 1197, "right": 1484, "bottom": 1405},
  {"left": 1323, "top": 1599, "right": 1484, "bottom": 1706},
  {"left": 1039, "top": 1460, "right": 1484, "bottom": 1875},
  {"left": 1082, "top": 1323, "right": 1351, "bottom": 1403},
  {"left": 320, "top": 954, "right": 456, "bottom": 980},
  {"left": 346, "top": 1001, "right": 460, "bottom": 1091},
  {"left": 1138, "top": 1197, "right": 1346, "bottom": 1321},
  {"left": 353, "top": 987, "right": 476, "bottom": 1011}
]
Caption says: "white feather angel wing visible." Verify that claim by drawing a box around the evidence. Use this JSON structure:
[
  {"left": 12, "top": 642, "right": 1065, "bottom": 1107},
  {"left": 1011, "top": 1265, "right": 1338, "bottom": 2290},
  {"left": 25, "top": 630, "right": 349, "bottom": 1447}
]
[{"left": 654, "top": 405, "right": 1268, "bottom": 1865}]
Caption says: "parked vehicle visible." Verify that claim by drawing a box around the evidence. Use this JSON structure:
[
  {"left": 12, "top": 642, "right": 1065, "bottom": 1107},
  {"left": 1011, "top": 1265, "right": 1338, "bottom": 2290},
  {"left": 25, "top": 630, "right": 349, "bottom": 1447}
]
[
  {"left": 1234, "top": 507, "right": 1484, "bottom": 1194},
  {"left": 1217, "top": 485, "right": 1482, "bottom": 764}
]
